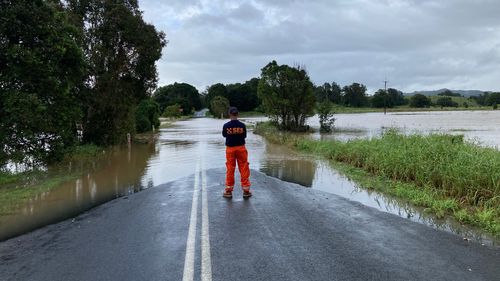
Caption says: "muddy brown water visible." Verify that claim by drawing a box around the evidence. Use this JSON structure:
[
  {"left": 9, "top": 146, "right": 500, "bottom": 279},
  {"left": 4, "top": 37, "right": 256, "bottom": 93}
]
[{"left": 1, "top": 111, "right": 499, "bottom": 245}]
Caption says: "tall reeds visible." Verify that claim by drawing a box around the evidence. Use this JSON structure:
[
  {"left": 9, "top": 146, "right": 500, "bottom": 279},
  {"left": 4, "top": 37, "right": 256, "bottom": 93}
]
[{"left": 255, "top": 122, "right": 500, "bottom": 236}]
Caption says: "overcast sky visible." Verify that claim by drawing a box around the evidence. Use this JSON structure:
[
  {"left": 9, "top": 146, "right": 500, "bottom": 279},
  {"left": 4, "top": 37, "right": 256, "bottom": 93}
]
[{"left": 140, "top": 0, "right": 500, "bottom": 93}]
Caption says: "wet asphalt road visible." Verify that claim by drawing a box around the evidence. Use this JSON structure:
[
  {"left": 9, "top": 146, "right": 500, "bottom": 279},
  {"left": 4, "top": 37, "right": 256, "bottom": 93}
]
[{"left": 1, "top": 168, "right": 499, "bottom": 281}]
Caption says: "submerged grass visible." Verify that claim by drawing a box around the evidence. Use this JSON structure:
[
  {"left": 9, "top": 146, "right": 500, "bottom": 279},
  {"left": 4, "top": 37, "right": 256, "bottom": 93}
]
[
  {"left": 0, "top": 173, "right": 76, "bottom": 215},
  {"left": 0, "top": 144, "right": 104, "bottom": 215},
  {"left": 255, "top": 121, "right": 500, "bottom": 237}
]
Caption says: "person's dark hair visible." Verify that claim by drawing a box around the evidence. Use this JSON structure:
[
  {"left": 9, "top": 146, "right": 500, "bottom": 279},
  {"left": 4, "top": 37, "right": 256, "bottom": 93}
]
[{"left": 228, "top": 106, "right": 239, "bottom": 115}]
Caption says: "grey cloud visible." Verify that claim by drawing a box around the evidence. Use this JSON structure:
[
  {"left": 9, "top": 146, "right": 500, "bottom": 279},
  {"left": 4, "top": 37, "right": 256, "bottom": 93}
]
[{"left": 141, "top": 0, "right": 500, "bottom": 92}]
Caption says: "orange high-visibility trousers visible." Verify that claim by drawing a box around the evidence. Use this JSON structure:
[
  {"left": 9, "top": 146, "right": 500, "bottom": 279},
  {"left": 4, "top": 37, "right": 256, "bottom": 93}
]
[{"left": 225, "top": 145, "right": 251, "bottom": 189}]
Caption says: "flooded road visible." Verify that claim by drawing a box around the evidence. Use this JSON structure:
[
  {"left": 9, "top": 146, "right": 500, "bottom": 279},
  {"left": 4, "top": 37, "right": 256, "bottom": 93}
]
[{"left": 1, "top": 111, "right": 499, "bottom": 244}]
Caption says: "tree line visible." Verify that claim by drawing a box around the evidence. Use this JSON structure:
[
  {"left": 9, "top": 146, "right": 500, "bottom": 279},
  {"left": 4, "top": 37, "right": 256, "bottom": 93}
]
[
  {"left": 150, "top": 60, "right": 499, "bottom": 134},
  {"left": 1, "top": 0, "right": 166, "bottom": 165},
  {"left": 3, "top": 0, "right": 497, "bottom": 167},
  {"left": 153, "top": 78, "right": 261, "bottom": 119},
  {"left": 470, "top": 92, "right": 500, "bottom": 107}
]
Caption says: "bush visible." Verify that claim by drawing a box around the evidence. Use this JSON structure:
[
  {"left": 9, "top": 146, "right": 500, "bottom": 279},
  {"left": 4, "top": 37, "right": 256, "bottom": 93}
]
[
  {"left": 317, "top": 101, "right": 335, "bottom": 132},
  {"left": 210, "top": 96, "right": 230, "bottom": 118},
  {"left": 163, "top": 104, "right": 182, "bottom": 118},
  {"left": 436, "top": 97, "right": 458, "bottom": 107},
  {"left": 409, "top": 94, "right": 431, "bottom": 108},
  {"left": 135, "top": 99, "right": 161, "bottom": 133}
]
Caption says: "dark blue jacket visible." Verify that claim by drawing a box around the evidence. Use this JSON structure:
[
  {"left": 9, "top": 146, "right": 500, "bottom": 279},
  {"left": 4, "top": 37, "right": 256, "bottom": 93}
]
[{"left": 222, "top": 120, "right": 247, "bottom": 147}]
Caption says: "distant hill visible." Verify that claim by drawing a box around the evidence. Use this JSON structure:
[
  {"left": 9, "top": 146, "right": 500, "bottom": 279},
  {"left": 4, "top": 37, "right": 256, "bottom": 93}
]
[{"left": 404, "top": 88, "right": 485, "bottom": 97}]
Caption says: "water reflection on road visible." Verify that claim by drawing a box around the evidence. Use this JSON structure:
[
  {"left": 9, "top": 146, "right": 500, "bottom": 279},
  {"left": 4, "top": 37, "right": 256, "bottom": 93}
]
[
  {"left": 1, "top": 112, "right": 499, "bottom": 245},
  {"left": 132, "top": 114, "right": 500, "bottom": 246}
]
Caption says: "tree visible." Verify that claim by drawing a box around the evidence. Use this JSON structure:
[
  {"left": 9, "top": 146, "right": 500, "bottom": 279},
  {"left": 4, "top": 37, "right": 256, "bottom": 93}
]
[
  {"left": 387, "top": 88, "right": 407, "bottom": 106},
  {"left": 371, "top": 88, "right": 407, "bottom": 108},
  {"left": 66, "top": 0, "right": 166, "bottom": 145},
  {"left": 258, "top": 61, "right": 315, "bottom": 131},
  {"left": 244, "top": 77, "right": 261, "bottom": 108},
  {"left": 314, "top": 82, "right": 342, "bottom": 104},
  {"left": 409, "top": 94, "right": 431, "bottom": 108},
  {"left": 226, "top": 78, "right": 260, "bottom": 111},
  {"left": 204, "top": 79, "right": 260, "bottom": 112},
  {"left": 204, "top": 83, "right": 228, "bottom": 108},
  {"left": 317, "top": 101, "right": 335, "bottom": 133},
  {"left": 163, "top": 104, "right": 182, "bottom": 118},
  {"left": 210, "top": 96, "right": 230, "bottom": 119},
  {"left": 371, "top": 90, "right": 391, "bottom": 108},
  {"left": 0, "top": 0, "right": 85, "bottom": 164},
  {"left": 438, "top": 89, "right": 461, "bottom": 97},
  {"left": 470, "top": 92, "right": 489, "bottom": 106},
  {"left": 330, "top": 82, "right": 342, "bottom": 104},
  {"left": 153, "top": 83, "right": 201, "bottom": 115},
  {"left": 436, "top": 97, "right": 458, "bottom": 108},
  {"left": 135, "top": 98, "right": 160, "bottom": 133},
  {"left": 314, "top": 83, "right": 332, "bottom": 103},
  {"left": 486, "top": 92, "right": 500, "bottom": 106},
  {"left": 342, "top": 83, "right": 367, "bottom": 107}
]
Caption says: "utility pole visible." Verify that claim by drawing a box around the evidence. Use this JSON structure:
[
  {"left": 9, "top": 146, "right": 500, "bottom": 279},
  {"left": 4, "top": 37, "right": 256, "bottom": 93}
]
[{"left": 383, "top": 78, "right": 389, "bottom": 115}]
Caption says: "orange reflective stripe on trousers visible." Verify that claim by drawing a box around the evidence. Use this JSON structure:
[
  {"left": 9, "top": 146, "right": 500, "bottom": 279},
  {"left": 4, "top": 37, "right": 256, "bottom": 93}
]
[{"left": 225, "top": 145, "right": 251, "bottom": 188}]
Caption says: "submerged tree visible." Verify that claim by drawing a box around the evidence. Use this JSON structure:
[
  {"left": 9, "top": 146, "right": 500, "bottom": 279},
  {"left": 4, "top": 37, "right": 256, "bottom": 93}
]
[
  {"left": 0, "top": 0, "right": 85, "bottom": 164},
  {"left": 317, "top": 101, "right": 335, "bottom": 133},
  {"left": 258, "top": 61, "right": 315, "bottom": 131}
]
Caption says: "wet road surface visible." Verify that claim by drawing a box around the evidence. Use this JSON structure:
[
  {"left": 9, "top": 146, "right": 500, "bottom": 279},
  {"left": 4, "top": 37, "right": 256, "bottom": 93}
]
[
  {"left": 3, "top": 114, "right": 498, "bottom": 243},
  {"left": 1, "top": 167, "right": 499, "bottom": 281}
]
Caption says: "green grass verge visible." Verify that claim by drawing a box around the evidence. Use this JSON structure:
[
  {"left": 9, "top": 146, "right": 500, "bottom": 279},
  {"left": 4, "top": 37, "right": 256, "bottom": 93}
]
[{"left": 255, "top": 121, "right": 500, "bottom": 237}]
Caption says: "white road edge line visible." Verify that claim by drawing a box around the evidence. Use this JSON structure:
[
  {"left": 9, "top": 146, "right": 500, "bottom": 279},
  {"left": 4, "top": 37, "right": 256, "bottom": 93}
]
[
  {"left": 182, "top": 162, "right": 200, "bottom": 281},
  {"left": 201, "top": 167, "right": 213, "bottom": 281}
]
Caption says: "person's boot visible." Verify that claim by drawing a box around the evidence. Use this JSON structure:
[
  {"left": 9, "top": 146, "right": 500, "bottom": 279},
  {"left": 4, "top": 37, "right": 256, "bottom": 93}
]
[
  {"left": 223, "top": 187, "right": 233, "bottom": 198},
  {"left": 242, "top": 187, "right": 252, "bottom": 198}
]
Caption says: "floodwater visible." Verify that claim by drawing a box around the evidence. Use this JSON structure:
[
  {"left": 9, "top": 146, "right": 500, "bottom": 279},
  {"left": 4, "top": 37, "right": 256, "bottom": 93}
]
[
  {"left": 309, "top": 110, "right": 500, "bottom": 148},
  {"left": 1, "top": 111, "right": 499, "bottom": 245}
]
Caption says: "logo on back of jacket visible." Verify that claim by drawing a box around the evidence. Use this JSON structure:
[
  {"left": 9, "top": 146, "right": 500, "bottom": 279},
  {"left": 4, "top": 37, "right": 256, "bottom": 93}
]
[{"left": 226, "top": 127, "right": 244, "bottom": 135}]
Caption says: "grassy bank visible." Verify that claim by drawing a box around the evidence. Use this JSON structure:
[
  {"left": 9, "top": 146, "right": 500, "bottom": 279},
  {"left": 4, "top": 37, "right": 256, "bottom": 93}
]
[
  {"left": 255, "top": 122, "right": 500, "bottom": 237},
  {"left": 0, "top": 144, "right": 103, "bottom": 215}
]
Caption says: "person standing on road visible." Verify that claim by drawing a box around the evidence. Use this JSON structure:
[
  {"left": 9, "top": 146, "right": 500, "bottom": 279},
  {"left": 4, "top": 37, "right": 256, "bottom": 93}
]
[{"left": 222, "top": 107, "right": 251, "bottom": 198}]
